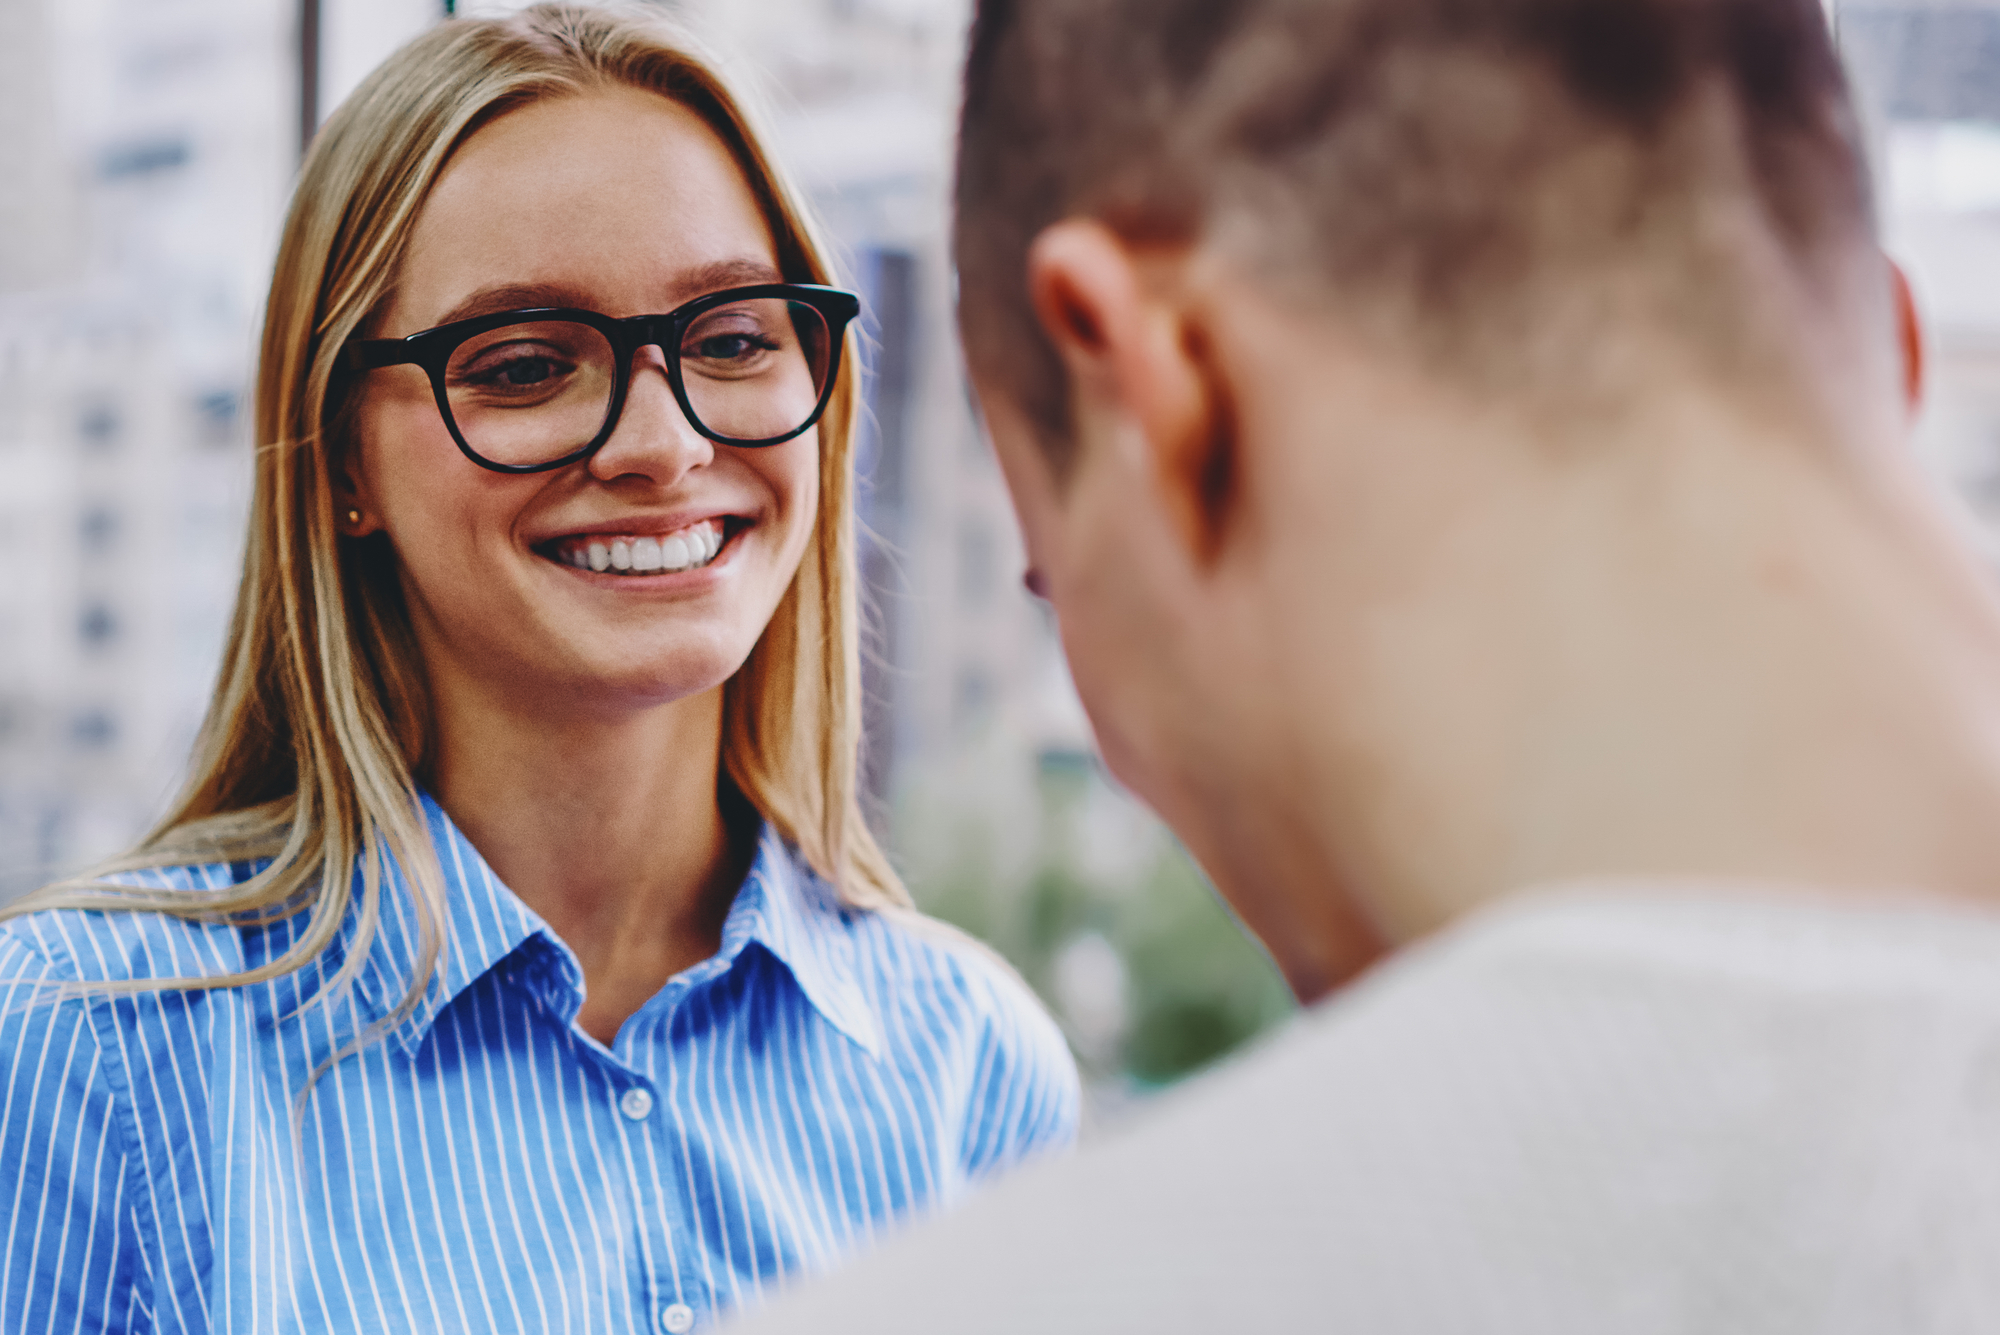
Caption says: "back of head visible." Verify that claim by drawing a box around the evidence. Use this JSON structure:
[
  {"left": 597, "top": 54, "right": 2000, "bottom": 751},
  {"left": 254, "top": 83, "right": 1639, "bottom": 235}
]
[{"left": 955, "top": 0, "right": 1874, "bottom": 472}]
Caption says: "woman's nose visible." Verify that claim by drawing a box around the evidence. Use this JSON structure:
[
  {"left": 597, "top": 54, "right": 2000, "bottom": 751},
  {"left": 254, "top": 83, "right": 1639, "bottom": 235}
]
[{"left": 586, "top": 345, "right": 713, "bottom": 485}]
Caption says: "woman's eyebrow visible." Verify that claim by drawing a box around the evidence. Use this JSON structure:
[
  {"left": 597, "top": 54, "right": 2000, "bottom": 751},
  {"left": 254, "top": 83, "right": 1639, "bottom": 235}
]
[
  {"left": 433, "top": 282, "right": 594, "bottom": 327},
  {"left": 669, "top": 257, "right": 786, "bottom": 300},
  {"left": 430, "top": 260, "right": 789, "bottom": 330}
]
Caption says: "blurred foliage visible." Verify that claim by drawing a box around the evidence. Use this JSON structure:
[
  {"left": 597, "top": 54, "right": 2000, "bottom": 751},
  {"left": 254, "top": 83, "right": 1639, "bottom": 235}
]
[
  {"left": 1114, "top": 849, "right": 1296, "bottom": 1085},
  {"left": 907, "top": 760, "right": 1295, "bottom": 1091}
]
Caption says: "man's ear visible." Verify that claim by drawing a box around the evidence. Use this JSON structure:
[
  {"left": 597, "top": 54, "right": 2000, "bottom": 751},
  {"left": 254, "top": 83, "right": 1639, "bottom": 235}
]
[
  {"left": 1025, "top": 220, "right": 1235, "bottom": 563},
  {"left": 1890, "top": 256, "right": 1925, "bottom": 420}
]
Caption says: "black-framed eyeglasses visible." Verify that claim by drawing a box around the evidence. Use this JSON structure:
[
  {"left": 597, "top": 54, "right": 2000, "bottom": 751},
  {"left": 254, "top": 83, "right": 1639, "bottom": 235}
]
[{"left": 344, "top": 283, "right": 861, "bottom": 474}]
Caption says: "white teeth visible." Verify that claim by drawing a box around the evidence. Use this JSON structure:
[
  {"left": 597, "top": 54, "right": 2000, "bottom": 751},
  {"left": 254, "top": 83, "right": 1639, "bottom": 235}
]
[{"left": 562, "top": 523, "right": 725, "bottom": 576}]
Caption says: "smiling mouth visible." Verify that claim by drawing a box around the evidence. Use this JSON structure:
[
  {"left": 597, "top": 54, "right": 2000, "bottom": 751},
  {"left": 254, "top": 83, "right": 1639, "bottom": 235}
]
[{"left": 541, "top": 518, "right": 730, "bottom": 576}]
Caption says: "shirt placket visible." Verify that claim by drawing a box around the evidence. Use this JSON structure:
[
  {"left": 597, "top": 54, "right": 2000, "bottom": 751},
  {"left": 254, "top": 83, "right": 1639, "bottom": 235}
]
[
  {"left": 503, "top": 937, "right": 693, "bottom": 1333},
  {"left": 608, "top": 963, "right": 734, "bottom": 1334}
]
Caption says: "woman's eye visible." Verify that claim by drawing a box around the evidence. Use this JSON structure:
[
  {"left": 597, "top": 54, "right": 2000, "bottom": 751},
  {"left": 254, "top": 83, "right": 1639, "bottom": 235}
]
[
  {"left": 464, "top": 352, "right": 569, "bottom": 388},
  {"left": 502, "top": 358, "right": 554, "bottom": 385},
  {"left": 688, "top": 332, "right": 780, "bottom": 363}
]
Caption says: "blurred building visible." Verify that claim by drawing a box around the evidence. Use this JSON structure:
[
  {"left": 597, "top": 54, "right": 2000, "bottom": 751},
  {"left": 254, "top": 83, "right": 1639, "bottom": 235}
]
[{"left": 0, "top": 0, "right": 288, "bottom": 897}]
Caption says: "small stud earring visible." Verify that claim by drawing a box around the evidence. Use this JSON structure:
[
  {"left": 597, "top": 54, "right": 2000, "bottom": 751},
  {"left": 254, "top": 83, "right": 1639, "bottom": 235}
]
[{"left": 347, "top": 509, "right": 362, "bottom": 526}]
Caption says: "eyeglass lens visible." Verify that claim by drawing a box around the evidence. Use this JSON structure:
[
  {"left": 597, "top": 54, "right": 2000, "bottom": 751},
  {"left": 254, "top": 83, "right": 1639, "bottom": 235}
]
[{"left": 441, "top": 297, "right": 834, "bottom": 467}]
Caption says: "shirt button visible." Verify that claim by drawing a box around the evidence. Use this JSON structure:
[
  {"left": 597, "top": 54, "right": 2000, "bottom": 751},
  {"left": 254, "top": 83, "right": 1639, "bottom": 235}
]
[
  {"left": 619, "top": 1087, "right": 654, "bottom": 1121},
  {"left": 660, "top": 1302, "right": 695, "bottom": 1333}
]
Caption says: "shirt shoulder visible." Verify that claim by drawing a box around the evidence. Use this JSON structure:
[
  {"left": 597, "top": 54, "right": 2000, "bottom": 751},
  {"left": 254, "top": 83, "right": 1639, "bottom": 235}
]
[
  {"left": 0, "top": 860, "right": 256, "bottom": 986},
  {"left": 845, "top": 905, "right": 1082, "bottom": 1172},
  {"left": 760, "top": 839, "right": 1068, "bottom": 1062},
  {"left": 850, "top": 905, "right": 1068, "bottom": 1057},
  {"left": 858, "top": 906, "right": 1043, "bottom": 1007}
]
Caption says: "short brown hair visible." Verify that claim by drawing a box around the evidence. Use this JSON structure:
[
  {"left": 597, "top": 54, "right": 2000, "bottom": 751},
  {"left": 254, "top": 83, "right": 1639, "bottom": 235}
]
[{"left": 954, "top": 0, "right": 1873, "bottom": 473}]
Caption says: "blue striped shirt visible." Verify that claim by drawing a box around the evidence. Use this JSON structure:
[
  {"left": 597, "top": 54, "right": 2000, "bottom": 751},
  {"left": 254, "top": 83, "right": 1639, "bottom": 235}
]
[{"left": 0, "top": 796, "right": 1079, "bottom": 1333}]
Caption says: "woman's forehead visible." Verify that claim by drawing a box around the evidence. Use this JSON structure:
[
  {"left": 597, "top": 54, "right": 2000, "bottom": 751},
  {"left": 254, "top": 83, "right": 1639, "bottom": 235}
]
[{"left": 393, "top": 86, "right": 780, "bottom": 330}]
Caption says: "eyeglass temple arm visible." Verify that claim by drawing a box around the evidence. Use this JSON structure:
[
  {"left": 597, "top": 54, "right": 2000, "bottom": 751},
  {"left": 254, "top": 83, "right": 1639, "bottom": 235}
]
[{"left": 345, "top": 338, "right": 422, "bottom": 372}]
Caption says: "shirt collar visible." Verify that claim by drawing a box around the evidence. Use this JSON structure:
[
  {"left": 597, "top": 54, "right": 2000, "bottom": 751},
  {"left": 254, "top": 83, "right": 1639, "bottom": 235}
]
[
  {"left": 343, "top": 794, "right": 882, "bottom": 1059},
  {"left": 718, "top": 823, "right": 884, "bottom": 1057}
]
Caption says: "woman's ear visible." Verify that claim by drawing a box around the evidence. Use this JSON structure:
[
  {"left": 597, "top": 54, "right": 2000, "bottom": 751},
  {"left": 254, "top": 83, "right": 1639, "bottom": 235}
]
[
  {"left": 336, "top": 503, "right": 378, "bottom": 537},
  {"left": 1026, "top": 220, "right": 1235, "bottom": 565},
  {"left": 333, "top": 441, "right": 383, "bottom": 538}
]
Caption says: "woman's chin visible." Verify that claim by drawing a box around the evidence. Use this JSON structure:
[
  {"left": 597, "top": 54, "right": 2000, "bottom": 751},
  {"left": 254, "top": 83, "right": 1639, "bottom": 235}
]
[{"left": 554, "top": 645, "right": 749, "bottom": 714}]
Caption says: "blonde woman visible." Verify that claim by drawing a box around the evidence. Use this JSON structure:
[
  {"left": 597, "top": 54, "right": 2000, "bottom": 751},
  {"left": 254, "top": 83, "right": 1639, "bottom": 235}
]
[{"left": 0, "top": 7, "right": 1077, "bottom": 1330}]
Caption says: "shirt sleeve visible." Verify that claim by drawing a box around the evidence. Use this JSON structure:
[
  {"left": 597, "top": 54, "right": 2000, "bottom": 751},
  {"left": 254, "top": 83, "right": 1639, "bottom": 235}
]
[
  {"left": 957, "top": 971, "right": 1082, "bottom": 1182},
  {"left": 0, "top": 928, "right": 145, "bottom": 1333}
]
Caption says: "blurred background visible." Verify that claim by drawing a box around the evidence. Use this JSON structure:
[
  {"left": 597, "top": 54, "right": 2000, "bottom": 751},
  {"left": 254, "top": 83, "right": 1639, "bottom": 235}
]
[{"left": 0, "top": 0, "right": 1994, "bottom": 1113}]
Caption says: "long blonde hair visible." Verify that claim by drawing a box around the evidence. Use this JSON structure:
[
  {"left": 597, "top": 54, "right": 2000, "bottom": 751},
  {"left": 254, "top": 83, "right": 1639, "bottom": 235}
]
[{"left": 6, "top": 4, "right": 907, "bottom": 1045}]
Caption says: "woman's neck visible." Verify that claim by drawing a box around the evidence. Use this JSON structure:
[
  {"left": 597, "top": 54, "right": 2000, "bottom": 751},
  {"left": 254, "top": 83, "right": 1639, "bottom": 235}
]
[{"left": 425, "top": 676, "right": 751, "bottom": 1044}]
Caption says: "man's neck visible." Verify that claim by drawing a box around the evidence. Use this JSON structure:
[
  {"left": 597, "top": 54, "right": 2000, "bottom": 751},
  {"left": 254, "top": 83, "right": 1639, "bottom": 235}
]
[{"left": 1220, "top": 377, "right": 2000, "bottom": 986}]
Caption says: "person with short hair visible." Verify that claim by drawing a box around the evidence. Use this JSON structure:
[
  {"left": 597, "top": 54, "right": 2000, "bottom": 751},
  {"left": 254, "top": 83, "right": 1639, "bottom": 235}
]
[
  {"left": 0, "top": 7, "right": 1076, "bottom": 1330},
  {"left": 729, "top": 0, "right": 2000, "bottom": 1329}
]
